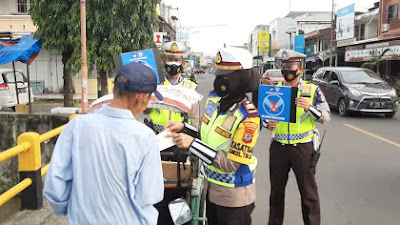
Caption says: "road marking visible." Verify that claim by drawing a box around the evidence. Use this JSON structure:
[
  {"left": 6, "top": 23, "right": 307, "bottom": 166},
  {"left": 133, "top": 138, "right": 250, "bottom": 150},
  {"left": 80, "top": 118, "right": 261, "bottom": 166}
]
[{"left": 344, "top": 124, "right": 400, "bottom": 148}]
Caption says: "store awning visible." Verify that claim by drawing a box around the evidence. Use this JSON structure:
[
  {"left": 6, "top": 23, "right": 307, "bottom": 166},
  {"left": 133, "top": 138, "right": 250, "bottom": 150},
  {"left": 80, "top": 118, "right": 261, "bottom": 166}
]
[{"left": 0, "top": 34, "right": 41, "bottom": 65}]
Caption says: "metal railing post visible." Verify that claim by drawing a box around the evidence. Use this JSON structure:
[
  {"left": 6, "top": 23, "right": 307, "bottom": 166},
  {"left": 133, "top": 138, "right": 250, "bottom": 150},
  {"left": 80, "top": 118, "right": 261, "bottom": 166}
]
[{"left": 17, "top": 132, "right": 42, "bottom": 210}]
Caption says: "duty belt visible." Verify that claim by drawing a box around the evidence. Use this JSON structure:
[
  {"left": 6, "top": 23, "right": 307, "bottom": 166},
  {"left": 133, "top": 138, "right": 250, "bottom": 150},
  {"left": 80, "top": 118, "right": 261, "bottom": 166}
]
[{"left": 274, "top": 131, "right": 313, "bottom": 142}]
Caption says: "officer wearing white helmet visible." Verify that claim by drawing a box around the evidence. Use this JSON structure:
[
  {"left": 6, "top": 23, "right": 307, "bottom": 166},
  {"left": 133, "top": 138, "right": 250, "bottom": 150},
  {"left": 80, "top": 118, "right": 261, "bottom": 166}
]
[
  {"left": 165, "top": 47, "right": 261, "bottom": 225},
  {"left": 265, "top": 49, "right": 331, "bottom": 225},
  {"left": 148, "top": 41, "right": 200, "bottom": 132}
]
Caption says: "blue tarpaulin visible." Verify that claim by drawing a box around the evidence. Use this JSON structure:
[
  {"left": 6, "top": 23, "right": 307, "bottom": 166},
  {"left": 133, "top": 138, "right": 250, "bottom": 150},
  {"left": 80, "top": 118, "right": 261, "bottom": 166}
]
[{"left": 0, "top": 34, "right": 42, "bottom": 66}]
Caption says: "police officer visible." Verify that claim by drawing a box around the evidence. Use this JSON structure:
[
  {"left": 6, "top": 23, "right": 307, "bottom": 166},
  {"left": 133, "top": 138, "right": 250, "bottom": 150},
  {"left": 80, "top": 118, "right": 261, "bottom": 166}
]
[
  {"left": 149, "top": 41, "right": 200, "bottom": 132},
  {"left": 165, "top": 47, "right": 261, "bottom": 225},
  {"left": 266, "top": 49, "right": 331, "bottom": 225}
]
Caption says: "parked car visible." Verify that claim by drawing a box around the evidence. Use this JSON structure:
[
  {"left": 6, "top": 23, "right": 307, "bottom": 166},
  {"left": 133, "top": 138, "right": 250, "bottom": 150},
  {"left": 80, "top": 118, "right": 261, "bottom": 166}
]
[
  {"left": 0, "top": 69, "right": 34, "bottom": 111},
  {"left": 312, "top": 67, "right": 399, "bottom": 117},
  {"left": 261, "top": 69, "right": 285, "bottom": 84}
]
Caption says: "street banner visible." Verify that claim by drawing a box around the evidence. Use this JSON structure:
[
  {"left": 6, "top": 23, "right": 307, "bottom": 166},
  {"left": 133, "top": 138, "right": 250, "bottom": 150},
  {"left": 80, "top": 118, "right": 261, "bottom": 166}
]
[
  {"left": 113, "top": 48, "right": 164, "bottom": 83},
  {"left": 294, "top": 35, "right": 305, "bottom": 54},
  {"left": 153, "top": 32, "right": 164, "bottom": 47},
  {"left": 258, "top": 30, "right": 271, "bottom": 53},
  {"left": 336, "top": 4, "right": 355, "bottom": 41},
  {"left": 258, "top": 85, "right": 298, "bottom": 123}
]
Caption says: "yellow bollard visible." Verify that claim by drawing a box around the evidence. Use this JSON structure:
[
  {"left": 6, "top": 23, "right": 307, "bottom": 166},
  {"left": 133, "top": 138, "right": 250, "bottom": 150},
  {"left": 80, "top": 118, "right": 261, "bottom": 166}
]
[{"left": 17, "top": 132, "right": 43, "bottom": 210}]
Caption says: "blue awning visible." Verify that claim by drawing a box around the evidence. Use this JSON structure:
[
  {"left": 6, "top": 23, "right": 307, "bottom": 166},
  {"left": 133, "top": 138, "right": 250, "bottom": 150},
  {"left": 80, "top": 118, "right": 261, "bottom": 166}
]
[{"left": 0, "top": 34, "right": 42, "bottom": 66}]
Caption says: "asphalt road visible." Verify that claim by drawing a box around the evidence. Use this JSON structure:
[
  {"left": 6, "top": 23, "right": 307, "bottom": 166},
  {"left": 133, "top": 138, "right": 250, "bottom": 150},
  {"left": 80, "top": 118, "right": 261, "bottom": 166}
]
[{"left": 195, "top": 74, "right": 400, "bottom": 225}]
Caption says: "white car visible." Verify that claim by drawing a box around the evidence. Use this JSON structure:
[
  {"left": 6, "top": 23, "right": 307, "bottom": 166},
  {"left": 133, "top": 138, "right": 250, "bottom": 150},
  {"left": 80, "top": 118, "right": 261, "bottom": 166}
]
[{"left": 0, "top": 68, "right": 34, "bottom": 111}]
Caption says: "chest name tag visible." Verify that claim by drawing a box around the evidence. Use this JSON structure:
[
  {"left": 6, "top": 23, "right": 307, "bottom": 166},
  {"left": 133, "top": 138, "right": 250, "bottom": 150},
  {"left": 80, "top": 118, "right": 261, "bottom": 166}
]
[
  {"left": 301, "top": 86, "right": 312, "bottom": 98},
  {"left": 201, "top": 115, "right": 210, "bottom": 125},
  {"left": 221, "top": 115, "right": 237, "bottom": 131},
  {"left": 215, "top": 126, "right": 232, "bottom": 139}
]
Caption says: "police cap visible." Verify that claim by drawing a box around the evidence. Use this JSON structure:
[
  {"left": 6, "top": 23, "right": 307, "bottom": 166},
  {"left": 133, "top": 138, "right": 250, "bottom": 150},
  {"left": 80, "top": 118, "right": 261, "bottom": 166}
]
[
  {"left": 161, "top": 41, "right": 187, "bottom": 59},
  {"left": 212, "top": 47, "right": 253, "bottom": 75},
  {"left": 275, "top": 49, "right": 306, "bottom": 68}
]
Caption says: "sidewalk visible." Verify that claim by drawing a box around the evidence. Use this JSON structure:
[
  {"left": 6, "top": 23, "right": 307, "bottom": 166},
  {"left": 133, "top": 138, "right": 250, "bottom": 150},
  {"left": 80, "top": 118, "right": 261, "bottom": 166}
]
[
  {"left": 33, "top": 93, "right": 98, "bottom": 100},
  {"left": 2, "top": 198, "right": 68, "bottom": 225}
]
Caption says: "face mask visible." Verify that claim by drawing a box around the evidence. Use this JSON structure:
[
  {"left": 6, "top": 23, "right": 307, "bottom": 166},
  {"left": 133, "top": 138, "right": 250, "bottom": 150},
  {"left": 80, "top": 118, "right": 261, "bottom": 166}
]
[
  {"left": 281, "top": 69, "right": 299, "bottom": 82},
  {"left": 165, "top": 62, "right": 182, "bottom": 76},
  {"left": 213, "top": 77, "right": 230, "bottom": 98}
]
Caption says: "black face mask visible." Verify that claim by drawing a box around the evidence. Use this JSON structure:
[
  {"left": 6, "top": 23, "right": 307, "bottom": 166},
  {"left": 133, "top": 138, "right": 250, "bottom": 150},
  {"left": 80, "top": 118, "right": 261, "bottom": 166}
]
[
  {"left": 165, "top": 63, "right": 182, "bottom": 76},
  {"left": 282, "top": 69, "right": 299, "bottom": 82},
  {"left": 213, "top": 77, "right": 230, "bottom": 98}
]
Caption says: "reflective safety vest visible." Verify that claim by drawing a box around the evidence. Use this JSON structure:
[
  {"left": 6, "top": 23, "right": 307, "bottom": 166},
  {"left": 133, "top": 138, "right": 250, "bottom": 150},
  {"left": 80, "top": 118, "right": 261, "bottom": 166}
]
[
  {"left": 149, "top": 76, "right": 198, "bottom": 132},
  {"left": 274, "top": 81, "right": 317, "bottom": 144},
  {"left": 200, "top": 92, "right": 258, "bottom": 188}
]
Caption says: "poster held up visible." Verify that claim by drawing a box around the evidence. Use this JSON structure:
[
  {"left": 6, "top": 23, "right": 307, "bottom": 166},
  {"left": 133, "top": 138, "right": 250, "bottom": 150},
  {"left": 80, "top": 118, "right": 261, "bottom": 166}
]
[{"left": 258, "top": 85, "right": 298, "bottom": 123}]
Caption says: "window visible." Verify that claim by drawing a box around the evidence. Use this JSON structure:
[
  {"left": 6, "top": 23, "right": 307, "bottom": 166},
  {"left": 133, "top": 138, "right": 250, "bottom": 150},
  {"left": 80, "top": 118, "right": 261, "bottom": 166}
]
[
  {"left": 17, "top": 0, "right": 27, "bottom": 13},
  {"left": 17, "top": 0, "right": 34, "bottom": 13},
  {"left": 329, "top": 72, "right": 339, "bottom": 82},
  {"left": 388, "top": 4, "right": 399, "bottom": 20},
  {"left": 322, "top": 71, "right": 331, "bottom": 81},
  {"left": 315, "top": 70, "right": 324, "bottom": 79},
  {"left": 360, "top": 24, "right": 365, "bottom": 40}
]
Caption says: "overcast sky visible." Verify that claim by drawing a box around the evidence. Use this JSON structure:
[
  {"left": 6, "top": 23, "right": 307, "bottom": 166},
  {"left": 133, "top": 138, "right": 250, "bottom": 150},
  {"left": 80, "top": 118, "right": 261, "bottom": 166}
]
[{"left": 163, "top": 0, "right": 380, "bottom": 56}]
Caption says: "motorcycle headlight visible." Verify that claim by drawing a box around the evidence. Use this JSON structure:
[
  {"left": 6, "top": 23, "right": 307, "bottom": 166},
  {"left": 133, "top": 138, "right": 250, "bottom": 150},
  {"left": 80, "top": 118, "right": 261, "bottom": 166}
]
[
  {"left": 349, "top": 88, "right": 362, "bottom": 97},
  {"left": 389, "top": 89, "right": 398, "bottom": 97}
]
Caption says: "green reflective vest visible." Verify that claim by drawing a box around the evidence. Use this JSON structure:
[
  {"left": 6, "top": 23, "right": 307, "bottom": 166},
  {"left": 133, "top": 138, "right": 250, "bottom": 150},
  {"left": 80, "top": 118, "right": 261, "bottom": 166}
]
[
  {"left": 149, "top": 76, "right": 197, "bottom": 132},
  {"left": 274, "top": 81, "right": 317, "bottom": 144},
  {"left": 200, "top": 94, "right": 258, "bottom": 188}
]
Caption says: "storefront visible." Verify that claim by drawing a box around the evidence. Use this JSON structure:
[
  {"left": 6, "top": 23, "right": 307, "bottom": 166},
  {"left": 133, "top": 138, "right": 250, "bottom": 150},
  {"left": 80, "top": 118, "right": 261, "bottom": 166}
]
[{"left": 344, "top": 39, "right": 400, "bottom": 79}]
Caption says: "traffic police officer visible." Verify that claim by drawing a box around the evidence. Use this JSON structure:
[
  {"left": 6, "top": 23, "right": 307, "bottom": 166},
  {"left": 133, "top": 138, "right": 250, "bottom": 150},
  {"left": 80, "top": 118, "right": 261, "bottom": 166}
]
[
  {"left": 149, "top": 41, "right": 200, "bottom": 132},
  {"left": 165, "top": 47, "right": 261, "bottom": 225},
  {"left": 266, "top": 49, "right": 331, "bottom": 225}
]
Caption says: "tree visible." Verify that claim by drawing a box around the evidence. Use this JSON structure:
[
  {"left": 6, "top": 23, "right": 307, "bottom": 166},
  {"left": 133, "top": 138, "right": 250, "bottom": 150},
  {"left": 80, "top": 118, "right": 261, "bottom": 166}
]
[
  {"left": 361, "top": 48, "right": 391, "bottom": 76},
  {"left": 31, "top": 0, "right": 160, "bottom": 106},
  {"left": 69, "top": 0, "right": 160, "bottom": 97},
  {"left": 30, "top": 0, "right": 79, "bottom": 107}
]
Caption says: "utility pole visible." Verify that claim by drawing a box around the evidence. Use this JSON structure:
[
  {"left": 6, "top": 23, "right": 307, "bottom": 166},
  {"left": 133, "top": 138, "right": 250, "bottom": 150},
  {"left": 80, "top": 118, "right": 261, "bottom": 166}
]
[
  {"left": 329, "top": 0, "right": 335, "bottom": 66},
  {"left": 80, "top": 0, "right": 88, "bottom": 113}
]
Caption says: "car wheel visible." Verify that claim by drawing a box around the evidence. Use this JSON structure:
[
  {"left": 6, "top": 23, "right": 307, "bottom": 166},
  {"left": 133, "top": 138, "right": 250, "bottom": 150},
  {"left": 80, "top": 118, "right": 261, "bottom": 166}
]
[
  {"left": 384, "top": 112, "right": 396, "bottom": 118},
  {"left": 338, "top": 99, "right": 350, "bottom": 116}
]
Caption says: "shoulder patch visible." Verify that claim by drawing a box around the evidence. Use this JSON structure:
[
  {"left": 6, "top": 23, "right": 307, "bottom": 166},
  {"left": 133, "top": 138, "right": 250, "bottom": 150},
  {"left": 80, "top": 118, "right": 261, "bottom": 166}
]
[
  {"left": 209, "top": 90, "right": 218, "bottom": 97},
  {"left": 240, "top": 100, "right": 259, "bottom": 117}
]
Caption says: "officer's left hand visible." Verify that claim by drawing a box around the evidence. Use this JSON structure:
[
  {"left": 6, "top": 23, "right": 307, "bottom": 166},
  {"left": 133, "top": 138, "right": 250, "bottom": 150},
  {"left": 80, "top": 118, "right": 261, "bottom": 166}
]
[
  {"left": 172, "top": 133, "right": 194, "bottom": 149},
  {"left": 165, "top": 121, "right": 185, "bottom": 133},
  {"left": 295, "top": 97, "right": 310, "bottom": 111}
]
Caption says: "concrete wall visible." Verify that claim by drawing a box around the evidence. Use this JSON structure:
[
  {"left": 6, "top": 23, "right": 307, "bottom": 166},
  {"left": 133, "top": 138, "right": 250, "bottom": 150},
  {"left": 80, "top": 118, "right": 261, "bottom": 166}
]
[
  {"left": 0, "top": 15, "right": 36, "bottom": 33},
  {"left": 0, "top": 113, "right": 70, "bottom": 187},
  {"left": 0, "top": 0, "right": 17, "bottom": 14}
]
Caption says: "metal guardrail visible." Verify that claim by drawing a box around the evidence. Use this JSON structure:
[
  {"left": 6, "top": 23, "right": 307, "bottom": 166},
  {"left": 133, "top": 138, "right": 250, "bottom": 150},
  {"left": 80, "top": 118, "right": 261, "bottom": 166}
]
[{"left": 0, "top": 115, "right": 77, "bottom": 209}]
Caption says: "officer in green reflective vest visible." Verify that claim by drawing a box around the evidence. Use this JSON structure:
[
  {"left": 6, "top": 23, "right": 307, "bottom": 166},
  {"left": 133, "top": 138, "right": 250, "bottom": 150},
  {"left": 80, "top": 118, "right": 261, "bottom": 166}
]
[
  {"left": 165, "top": 47, "right": 261, "bottom": 225},
  {"left": 149, "top": 41, "right": 199, "bottom": 132},
  {"left": 265, "top": 49, "right": 331, "bottom": 225}
]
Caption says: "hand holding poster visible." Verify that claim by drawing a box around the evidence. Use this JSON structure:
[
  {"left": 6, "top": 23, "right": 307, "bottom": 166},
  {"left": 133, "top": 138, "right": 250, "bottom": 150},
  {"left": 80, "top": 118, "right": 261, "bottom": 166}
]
[{"left": 258, "top": 85, "right": 298, "bottom": 123}]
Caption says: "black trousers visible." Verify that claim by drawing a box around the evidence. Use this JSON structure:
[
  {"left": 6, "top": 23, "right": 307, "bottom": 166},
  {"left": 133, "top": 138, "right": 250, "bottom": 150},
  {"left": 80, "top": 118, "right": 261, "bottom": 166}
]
[
  {"left": 268, "top": 141, "right": 320, "bottom": 225},
  {"left": 206, "top": 200, "right": 255, "bottom": 225}
]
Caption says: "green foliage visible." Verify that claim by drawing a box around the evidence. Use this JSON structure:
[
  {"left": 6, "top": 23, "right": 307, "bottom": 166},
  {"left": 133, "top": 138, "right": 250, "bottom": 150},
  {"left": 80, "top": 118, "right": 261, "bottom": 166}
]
[
  {"left": 30, "top": 0, "right": 78, "bottom": 61},
  {"left": 69, "top": 0, "right": 160, "bottom": 74},
  {"left": 31, "top": 0, "right": 160, "bottom": 74},
  {"left": 361, "top": 48, "right": 391, "bottom": 71}
]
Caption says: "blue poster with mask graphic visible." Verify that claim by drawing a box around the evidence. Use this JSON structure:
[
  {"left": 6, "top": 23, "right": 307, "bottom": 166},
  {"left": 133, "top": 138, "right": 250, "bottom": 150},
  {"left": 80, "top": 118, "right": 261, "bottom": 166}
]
[
  {"left": 258, "top": 85, "right": 298, "bottom": 123},
  {"left": 113, "top": 48, "right": 164, "bottom": 83}
]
